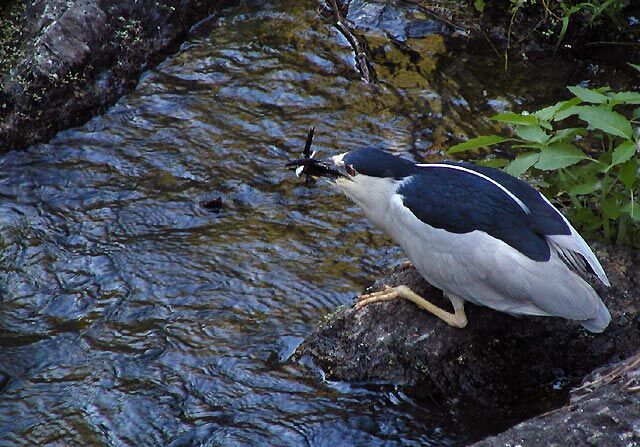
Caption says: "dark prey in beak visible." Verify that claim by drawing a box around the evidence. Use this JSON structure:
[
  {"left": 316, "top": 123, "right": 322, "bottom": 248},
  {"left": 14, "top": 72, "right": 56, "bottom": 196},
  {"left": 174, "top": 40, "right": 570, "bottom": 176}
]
[
  {"left": 285, "top": 126, "right": 345, "bottom": 181},
  {"left": 302, "top": 125, "right": 315, "bottom": 158},
  {"left": 285, "top": 157, "right": 344, "bottom": 179}
]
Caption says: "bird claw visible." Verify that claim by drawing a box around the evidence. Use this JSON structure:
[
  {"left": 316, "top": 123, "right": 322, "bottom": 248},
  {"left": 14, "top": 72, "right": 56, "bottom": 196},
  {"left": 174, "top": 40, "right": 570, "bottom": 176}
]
[{"left": 354, "top": 285, "right": 399, "bottom": 310}]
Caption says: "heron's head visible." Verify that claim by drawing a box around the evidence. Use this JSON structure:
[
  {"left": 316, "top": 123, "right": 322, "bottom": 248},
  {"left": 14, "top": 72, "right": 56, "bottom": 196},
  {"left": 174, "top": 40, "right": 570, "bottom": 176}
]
[
  {"left": 326, "top": 148, "right": 415, "bottom": 208},
  {"left": 285, "top": 147, "right": 413, "bottom": 211}
]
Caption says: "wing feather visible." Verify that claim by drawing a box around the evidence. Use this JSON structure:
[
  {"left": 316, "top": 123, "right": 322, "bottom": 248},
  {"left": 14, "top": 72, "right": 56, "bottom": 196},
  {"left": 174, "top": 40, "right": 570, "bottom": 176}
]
[
  {"left": 537, "top": 192, "right": 610, "bottom": 286},
  {"left": 451, "top": 162, "right": 610, "bottom": 287}
]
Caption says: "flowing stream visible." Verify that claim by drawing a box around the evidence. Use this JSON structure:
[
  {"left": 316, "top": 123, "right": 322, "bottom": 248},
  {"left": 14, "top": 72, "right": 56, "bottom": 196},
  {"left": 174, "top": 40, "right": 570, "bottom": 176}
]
[{"left": 0, "top": 1, "right": 604, "bottom": 445}]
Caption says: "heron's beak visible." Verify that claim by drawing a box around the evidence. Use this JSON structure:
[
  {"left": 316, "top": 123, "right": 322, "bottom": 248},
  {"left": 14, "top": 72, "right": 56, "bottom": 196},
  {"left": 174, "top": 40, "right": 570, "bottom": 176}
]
[{"left": 285, "top": 157, "right": 348, "bottom": 180}]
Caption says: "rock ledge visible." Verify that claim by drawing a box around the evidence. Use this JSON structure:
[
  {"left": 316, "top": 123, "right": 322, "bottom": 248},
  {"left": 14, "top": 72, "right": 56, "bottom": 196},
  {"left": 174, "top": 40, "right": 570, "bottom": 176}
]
[
  {"left": 295, "top": 243, "right": 640, "bottom": 438},
  {"left": 0, "top": 0, "right": 226, "bottom": 150}
]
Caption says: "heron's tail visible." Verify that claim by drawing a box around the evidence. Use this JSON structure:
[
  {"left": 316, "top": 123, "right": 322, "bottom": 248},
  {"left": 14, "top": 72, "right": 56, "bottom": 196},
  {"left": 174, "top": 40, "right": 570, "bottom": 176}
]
[{"left": 579, "top": 297, "right": 611, "bottom": 333}]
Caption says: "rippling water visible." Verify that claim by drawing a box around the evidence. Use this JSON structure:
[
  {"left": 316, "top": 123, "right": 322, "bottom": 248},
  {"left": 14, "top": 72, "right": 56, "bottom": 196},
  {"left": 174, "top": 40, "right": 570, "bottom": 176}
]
[{"left": 0, "top": 1, "right": 604, "bottom": 445}]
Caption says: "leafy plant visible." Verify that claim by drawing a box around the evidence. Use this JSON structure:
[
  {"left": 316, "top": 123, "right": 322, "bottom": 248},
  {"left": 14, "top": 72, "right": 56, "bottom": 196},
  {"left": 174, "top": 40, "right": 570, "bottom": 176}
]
[
  {"left": 552, "top": 0, "right": 631, "bottom": 49},
  {"left": 475, "top": 0, "right": 634, "bottom": 67},
  {"left": 449, "top": 85, "right": 640, "bottom": 246},
  {"left": 473, "top": 0, "right": 486, "bottom": 12}
]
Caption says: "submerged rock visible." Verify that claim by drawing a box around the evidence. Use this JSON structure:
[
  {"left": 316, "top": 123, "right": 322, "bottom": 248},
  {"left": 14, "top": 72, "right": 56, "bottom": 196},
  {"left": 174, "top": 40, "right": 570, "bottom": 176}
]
[
  {"left": 294, "top": 243, "right": 640, "bottom": 422},
  {"left": 475, "top": 351, "right": 640, "bottom": 446},
  {"left": 0, "top": 0, "right": 224, "bottom": 150},
  {"left": 0, "top": 371, "right": 8, "bottom": 390}
]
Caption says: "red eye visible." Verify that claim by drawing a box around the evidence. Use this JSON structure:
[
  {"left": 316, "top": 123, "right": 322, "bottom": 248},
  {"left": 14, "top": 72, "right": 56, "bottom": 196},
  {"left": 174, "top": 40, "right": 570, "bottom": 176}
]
[{"left": 346, "top": 164, "right": 356, "bottom": 176}]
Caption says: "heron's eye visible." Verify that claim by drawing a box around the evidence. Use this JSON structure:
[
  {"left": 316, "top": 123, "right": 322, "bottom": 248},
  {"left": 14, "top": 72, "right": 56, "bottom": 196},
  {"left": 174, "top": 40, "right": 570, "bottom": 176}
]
[{"left": 346, "top": 164, "right": 356, "bottom": 176}]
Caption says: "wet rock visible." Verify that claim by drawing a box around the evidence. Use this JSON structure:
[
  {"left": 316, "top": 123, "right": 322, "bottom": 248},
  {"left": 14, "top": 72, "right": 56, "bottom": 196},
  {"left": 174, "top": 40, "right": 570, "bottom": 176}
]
[
  {"left": 475, "top": 351, "right": 640, "bottom": 446},
  {"left": 0, "top": 0, "right": 228, "bottom": 150},
  {"left": 346, "top": 0, "right": 452, "bottom": 40},
  {"left": 0, "top": 371, "right": 9, "bottom": 390},
  {"left": 200, "top": 196, "right": 224, "bottom": 213},
  {"left": 294, "top": 243, "right": 640, "bottom": 418}
]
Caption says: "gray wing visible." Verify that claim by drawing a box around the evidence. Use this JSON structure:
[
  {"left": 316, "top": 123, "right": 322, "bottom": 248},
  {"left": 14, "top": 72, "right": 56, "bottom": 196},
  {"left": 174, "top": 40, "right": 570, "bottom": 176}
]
[
  {"left": 450, "top": 162, "right": 610, "bottom": 287},
  {"left": 537, "top": 192, "right": 610, "bottom": 287}
]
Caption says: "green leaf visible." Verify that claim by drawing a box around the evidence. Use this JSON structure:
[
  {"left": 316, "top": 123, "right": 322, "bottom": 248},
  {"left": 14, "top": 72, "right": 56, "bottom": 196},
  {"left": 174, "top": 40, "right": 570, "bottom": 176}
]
[
  {"left": 618, "top": 159, "right": 638, "bottom": 189},
  {"left": 608, "top": 91, "right": 640, "bottom": 105},
  {"left": 598, "top": 151, "right": 612, "bottom": 165},
  {"left": 569, "top": 105, "right": 633, "bottom": 139},
  {"left": 554, "top": 105, "right": 582, "bottom": 121},
  {"left": 573, "top": 207, "right": 602, "bottom": 230},
  {"left": 534, "top": 143, "right": 588, "bottom": 170},
  {"left": 611, "top": 141, "right": 638, "bottom": 166},
  {"left": 567, "top": 85, "right": 609, "bottom": 104},
  {"left": 602, "top": 197, "right": 622, "bottom": 219},
  {"left": 557, "top": 15, "right": 570, "bottom": 50},
  {"left": 548, "top": 127, "right": 587, "bottom": 144},
  {"left": 535, "top": 97, "right": 582, "bottom": 121},
  {"left": 621, "top": 200, "right": 640, "bottom": 221},
  {"left": 491, "top": 112, "right": 538, "bottom": 126},
  {"left": 512, "top": 143, "right": 543, "bottom": 149},
  {"left": 633, "top": 107, "right": 640, "bottom": 120},
  {"left": 628, "top": 62, "right": 640, "bottom": 73},
  {"left": 477, "top": 158, "right": 509, "bottom": 168},
  {"left": 515, "top": 125, "right": 549, "bottom": 144},
  {"left": 504, "top": 152, "right": 540, "bottom": 177},
  {"left": 474, "top": 0, "right": 485, "bottom": 12},
  {"left": 576, "top": 159, "right": 607, "bottom": 179},
  {"left": 535, "top": 105, "right": 559, "bottom": 122},
  {"left": 447, "top": 135, "right": 512, "bottom": 153},
  {"left": 557, "top": 97, "right": 583, "bottom": 114},
  {"left": 568, "top": 176, "right": 602, "bottom": 195}
]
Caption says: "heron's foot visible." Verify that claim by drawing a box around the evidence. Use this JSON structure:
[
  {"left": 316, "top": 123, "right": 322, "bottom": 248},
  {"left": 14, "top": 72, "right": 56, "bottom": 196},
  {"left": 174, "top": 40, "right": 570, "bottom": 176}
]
[{"left": 355, "top": 285, "right": 468, "bottom": 328}]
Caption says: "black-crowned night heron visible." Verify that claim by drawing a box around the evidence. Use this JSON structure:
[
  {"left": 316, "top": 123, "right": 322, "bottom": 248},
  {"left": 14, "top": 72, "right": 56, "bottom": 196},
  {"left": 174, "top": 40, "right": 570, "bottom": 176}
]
[{"left": 287, "top": 147, "right": 611, "bottom": 333}]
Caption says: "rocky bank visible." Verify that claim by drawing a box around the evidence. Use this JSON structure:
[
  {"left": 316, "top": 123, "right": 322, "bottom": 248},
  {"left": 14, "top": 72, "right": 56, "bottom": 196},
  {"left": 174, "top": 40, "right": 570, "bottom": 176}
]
[
  {"left": 295, "top": 243, "right": 640, "bottom": 442},
  {"left": 476, "top": 352, "right": 640, "bottom": 446},
  {"left": 0, "top": 0, "right": 228, "bottom": 150}
]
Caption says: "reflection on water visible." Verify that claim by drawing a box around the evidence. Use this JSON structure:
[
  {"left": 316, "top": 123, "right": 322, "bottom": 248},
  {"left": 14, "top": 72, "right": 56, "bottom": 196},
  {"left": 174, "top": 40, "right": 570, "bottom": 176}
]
[{"left": 0, "top": 1, "right": 600, "bottom": 445}]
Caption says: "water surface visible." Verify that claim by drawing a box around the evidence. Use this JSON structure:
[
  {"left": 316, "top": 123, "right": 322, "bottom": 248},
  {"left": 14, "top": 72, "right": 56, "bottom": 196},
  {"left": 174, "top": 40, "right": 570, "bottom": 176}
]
[{"left": 0, "top": 1, "right": 603, "bottom": 445}]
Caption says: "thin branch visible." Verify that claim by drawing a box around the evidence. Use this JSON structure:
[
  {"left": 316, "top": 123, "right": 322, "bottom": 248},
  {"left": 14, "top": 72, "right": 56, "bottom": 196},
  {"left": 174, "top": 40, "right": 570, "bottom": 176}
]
[
  {"left": 401, "top": 0, "right": 472, "bottom": 32},
  {"left": 327, "top": 0, "right": 376, "bottom": 83}
]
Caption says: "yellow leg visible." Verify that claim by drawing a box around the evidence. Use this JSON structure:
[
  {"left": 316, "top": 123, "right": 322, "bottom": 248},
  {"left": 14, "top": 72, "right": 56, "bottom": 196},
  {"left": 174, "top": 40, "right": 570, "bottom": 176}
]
[{"left": 355, "top": 285, "right": 468, "bottom": 328}]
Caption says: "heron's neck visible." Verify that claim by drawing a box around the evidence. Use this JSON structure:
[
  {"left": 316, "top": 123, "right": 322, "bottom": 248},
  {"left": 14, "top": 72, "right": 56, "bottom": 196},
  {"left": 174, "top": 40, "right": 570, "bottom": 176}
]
[{"left": 335, "top": 175, "right": 401, "bottom": 230}]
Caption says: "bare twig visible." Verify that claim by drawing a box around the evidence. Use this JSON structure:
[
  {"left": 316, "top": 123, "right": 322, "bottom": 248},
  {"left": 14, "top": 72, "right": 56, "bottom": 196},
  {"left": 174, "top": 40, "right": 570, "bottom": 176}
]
[
  {"left": 535, "top": 353, "right": 640, "bottom": 419},
  {"left": 401, "top": 0, "right": 472, "bottom": 32},
  {"left": 571, "top": 353, "right": 640, "bottom": 401},
  {"left": 327, "top": 0, "right": 376, "bottom": 83}
]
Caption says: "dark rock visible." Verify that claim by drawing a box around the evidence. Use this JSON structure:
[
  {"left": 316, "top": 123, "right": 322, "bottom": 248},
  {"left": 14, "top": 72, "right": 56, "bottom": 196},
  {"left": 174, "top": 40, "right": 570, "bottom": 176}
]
[
  {"left": 0, "top": 371, "right": 9, "bottom": 390},
  {"left": 200, "top": 196, "right": 224, "bottom": 212},
  {"left": 294, "top": 243, "right": 640, "bottom": 422},
  {"left": 0, "top": 0, "right": 231, "bottom": 151},
  {"left": 475, "top": 351, "right": 640, "bottom": 446}
]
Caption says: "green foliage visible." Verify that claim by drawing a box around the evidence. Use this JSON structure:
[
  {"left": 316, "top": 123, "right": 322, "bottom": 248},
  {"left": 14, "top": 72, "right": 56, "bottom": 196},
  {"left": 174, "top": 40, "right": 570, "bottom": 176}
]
[
  {"left": 475, "top": 0, "right": 633, "bottom": 55},
  {"left": 449, "top": 86, "right": 640, "bottom": 246},
  {"left": 553, "top": 0, "right": 630, "bottom": 49}
]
